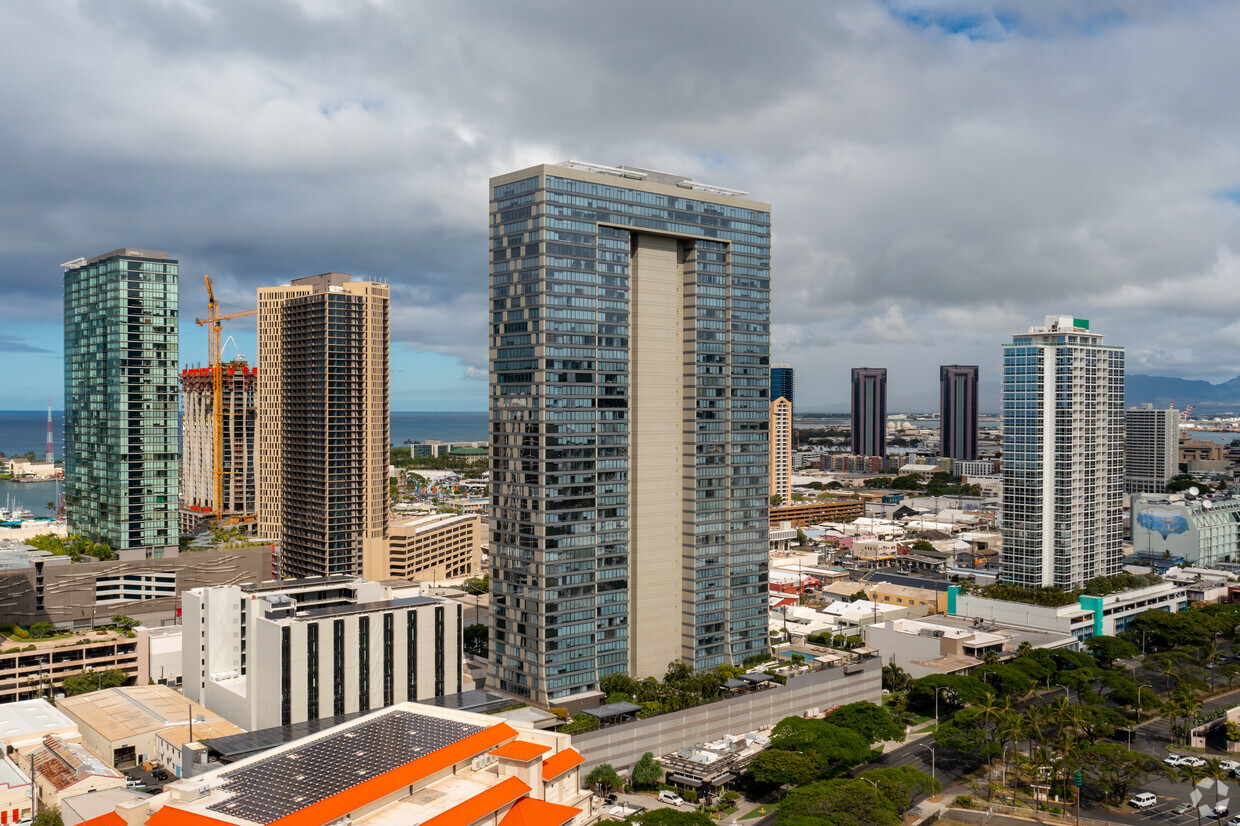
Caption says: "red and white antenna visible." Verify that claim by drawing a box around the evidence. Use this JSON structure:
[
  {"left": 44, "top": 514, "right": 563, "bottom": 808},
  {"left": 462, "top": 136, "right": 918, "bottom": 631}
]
[{"left": 45, "top": 397, "right": 53, "bottom": 463}]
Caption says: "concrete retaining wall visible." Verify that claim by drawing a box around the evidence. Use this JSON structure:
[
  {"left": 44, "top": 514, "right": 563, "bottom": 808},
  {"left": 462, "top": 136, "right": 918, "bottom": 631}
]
[{"left": 571, "top": 658, "right": 882, "bottom": 771}]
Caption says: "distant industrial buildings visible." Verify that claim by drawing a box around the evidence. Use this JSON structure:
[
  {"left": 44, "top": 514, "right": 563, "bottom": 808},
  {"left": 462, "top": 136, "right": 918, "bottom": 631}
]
[
  {"left": 180, "top": 363, "right": 258, "bottom": 534},
  {"left": 183, "top": 577, "right": 464, "bottom": 730},
  {"left": 1125, "top": 403, "right": 1178, "bottom": 494},
  {"left": 939, "top": 365, "right": 978, "bottom": 461},
  {"left": 63, "top": 249, "right": 180, "bottom": 552},
  {"left": 257, "top": 273, "right": 390, "bottom": 580},
  {"left": 1000, "top": 316, "right": 1124, "bottom": 589},
  {"left": 851, "top": 368, "right": 887, "bottom": 457}
]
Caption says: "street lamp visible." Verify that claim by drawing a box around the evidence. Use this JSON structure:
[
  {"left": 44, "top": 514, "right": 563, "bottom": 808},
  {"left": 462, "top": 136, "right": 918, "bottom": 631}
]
[
  {"left": 933, "top": 685, "right": 950, "bottom": 722},
  {"left": 920, "top": 743, "right": 936, "bottom": 787},
  {"left": 1130, "top": 683, "right": 1153, "bottom": 750}
]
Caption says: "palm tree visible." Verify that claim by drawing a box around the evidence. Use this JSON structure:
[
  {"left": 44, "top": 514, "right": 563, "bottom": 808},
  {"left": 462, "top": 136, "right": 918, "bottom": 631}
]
[
  {"left": 1024, "top": 706, "right": 1048, "bottom": 756},
  {"left": 1174, "top": 763, "right": 1207, "bottom": 826},
  {"left": 1200, "top": 642, "right": 1223, "bottom": 691},
  {"left": 1203, "top": 759, "right": 1230, "bottom": 812},
  {"left": 1158, "top": 657, "right": 1181, "bottom": 697}
]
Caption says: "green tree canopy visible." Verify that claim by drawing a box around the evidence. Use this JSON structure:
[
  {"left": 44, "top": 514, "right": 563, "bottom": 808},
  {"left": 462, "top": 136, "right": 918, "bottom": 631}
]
[
  {"left": 778, "top": 779, "right": 901, "bottom": 826},
  {"left": 34, "top": 808, "right": 64, "bottom": 826},
  {"left": 906, "top": 674, "right": 992, "bottom": 715},
  {"left": 1084, "top": 743, "right": 1165, "bottom": 804},
  {"left": 856, "top": 766, "right": 941, "bottom": 814},
  {"left": 748, "top": 748, "right": 822, "bottom": 787},
  {"left": 825, "top": 702, "right": 904, "bottom": 744},
  {"left": 631, "top": 751, "right": 662, "bottom": 790},
  {"left": 1085, "top": 635, "right": 1139, "bottom": 667},
  {"left": 626, "top": 809, "right": 715, "bottom": 825},
  {"left": 111, "top": 615, "right": 140, "bottom": 631},
  {"left": 61, "top": 668, "right": 128, "bottom": 696},
  {"left": 584, "top": 763, "right": 623, "bottom": 795},
  {"left": 463, "top": 624, "right": 487, "bottom": 658}
]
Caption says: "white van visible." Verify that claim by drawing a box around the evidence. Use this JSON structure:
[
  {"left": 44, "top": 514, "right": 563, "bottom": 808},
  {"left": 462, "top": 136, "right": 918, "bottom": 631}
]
[
  {"left": 1129, "top": 792, "right": 1157, "bottom": 809},
  {"left": 657, "top": 790, "right": 685, "bottom": 807}
]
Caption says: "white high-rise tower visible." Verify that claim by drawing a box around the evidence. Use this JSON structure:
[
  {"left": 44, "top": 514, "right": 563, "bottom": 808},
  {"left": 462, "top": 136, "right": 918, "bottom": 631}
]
[{"left": 1000, "top": 315, "right": 1125, "bottom": 589}]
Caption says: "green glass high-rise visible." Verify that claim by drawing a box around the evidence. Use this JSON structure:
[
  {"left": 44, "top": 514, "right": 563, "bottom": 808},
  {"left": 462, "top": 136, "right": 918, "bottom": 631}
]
[{"left": 63, "top": 249, "right": 180, "bottom": 551}]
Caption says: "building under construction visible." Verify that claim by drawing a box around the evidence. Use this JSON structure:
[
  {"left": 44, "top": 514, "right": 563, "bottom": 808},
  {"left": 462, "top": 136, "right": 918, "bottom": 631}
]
[{"left": 180, "top": 363, "right": 258, "bottom": 534}]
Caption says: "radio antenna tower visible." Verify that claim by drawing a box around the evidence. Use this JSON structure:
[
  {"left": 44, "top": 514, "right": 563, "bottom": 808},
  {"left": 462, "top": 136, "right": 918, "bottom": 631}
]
[{"left": 45, "top": 397, "right": 54, "bottom": 463}]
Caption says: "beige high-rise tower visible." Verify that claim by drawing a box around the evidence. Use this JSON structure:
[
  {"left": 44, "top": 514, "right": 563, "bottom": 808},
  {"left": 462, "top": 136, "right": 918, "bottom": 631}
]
[
  {"left": 770, "top": 396, "right": 793, "bottom": 505},
  {"left": 257, "top": 273, "right": 390, "bottom": 579}
]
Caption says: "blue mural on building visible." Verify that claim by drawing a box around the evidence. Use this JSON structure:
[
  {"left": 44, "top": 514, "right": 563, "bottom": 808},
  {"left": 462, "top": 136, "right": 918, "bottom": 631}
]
[{"left": 1136, "top": 508, "right": 1190, "bottom": 540}]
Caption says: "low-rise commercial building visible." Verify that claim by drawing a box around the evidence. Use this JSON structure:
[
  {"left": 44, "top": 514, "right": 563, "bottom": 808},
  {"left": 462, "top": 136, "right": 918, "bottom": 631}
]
[
  {"left": 30, "top": 734, "right": 125, "bottom": 808},
  {"left": 0, "top": 629, "right": 144, "bottom": 705},
  {"left": 0, "top": 755, "right": 32, "bottom": 824},
  {"left": 1132, "top": 493, "right": 1240, "bottom": 568},
  {"left": 0, "top": 543, "right": 275, "bottom": 629},
  {"left": 184, "top": 577, "right": 465, "bottom": 731},
  {"left": 0, "top": 699, "right": 79, "bottom": 753},
  {"left": 947, "top": 581, "right": 1188, "bottom": 642},
  {"left": 57, "top": 685, "right": 242, "bottom": 776},
  {"left": 864, "top": 615, "right": 1075, "bottom": 678},
  {"left": 387, "top": 512, "right": 483, "bottom": 582},
  {"left": 69, "top": 703, "right": 593, "bottom": 826},
  {"left": 770, "top": 499, "right": 865, "bottom": 528}
]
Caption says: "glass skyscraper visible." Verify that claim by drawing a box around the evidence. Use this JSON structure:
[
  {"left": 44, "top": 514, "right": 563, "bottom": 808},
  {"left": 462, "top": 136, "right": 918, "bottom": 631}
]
[
  {"left": 63, "top": 249, "right": 179, "bottom": 551},
  {"left": 770, "top": 364, "right": 794, "bottom": 411},
  {"left": 939, "top": 365, "right": 978, "bottom": 461},
  {"left": 1001, "top": 315, "right": 1124, "bottom": 588},
  {"left": 851, "top": 367, "right": 887, "bottom": 457},
  {"left": 488, "top": 162, "right": 771, "bottom": 703}
]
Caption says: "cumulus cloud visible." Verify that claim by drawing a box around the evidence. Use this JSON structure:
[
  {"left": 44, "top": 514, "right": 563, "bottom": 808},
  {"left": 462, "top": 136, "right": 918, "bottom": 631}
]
[{"left": 3, "top": 1, "right": 1240, "bottom": 408}]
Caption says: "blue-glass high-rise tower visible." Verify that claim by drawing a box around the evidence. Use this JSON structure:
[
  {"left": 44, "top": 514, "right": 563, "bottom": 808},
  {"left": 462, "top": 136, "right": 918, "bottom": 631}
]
[
  {"left": 488, "top": 162, "right": 772, "bottom": 703},
  {"left": 771, "top": 364, "right": 794, "bottom": 411}
]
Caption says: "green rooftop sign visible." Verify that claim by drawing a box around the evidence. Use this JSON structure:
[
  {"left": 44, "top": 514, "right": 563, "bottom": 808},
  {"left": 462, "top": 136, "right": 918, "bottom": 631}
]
[{"left": 1073, "top": 318, "right": 1090, "bottom": 330}]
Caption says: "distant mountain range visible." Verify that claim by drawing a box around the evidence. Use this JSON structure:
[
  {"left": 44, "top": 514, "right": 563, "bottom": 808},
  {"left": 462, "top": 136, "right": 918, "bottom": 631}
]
[{"left": 1126, "top": 373, "right": 1240, "bottom": 411}]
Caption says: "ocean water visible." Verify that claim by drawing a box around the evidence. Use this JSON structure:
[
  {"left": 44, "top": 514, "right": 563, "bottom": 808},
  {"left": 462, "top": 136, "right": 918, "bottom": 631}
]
[{"left": 0, "top": 410, "right": 488, "bottom": 458}]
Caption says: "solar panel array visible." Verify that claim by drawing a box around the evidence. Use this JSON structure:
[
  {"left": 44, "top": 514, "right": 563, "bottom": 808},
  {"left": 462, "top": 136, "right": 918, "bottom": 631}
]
[{"left": 205, "top": 710, "right": 485, "bottom": 824}]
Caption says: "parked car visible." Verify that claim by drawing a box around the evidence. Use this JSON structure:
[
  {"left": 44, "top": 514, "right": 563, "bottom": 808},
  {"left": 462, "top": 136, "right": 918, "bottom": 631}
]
[
  {"left": 1130, "top": 792, "right": 1158, "bottom": 810},
  {"left": 1215, "top": 802, "right": 1229, "bottom": 818},
  {"left": 1226, "top": 814, "right": 1240, "bottom": 826},
  {"left": 657, "top": 791, "right": 685, "bottom": 807},
  {"left": 1181, "top": 756, "right": 1207, "bottom": 768},
  {"left": 1174, "top": 803, "right": 1192, "bottom": 815},
  {"left": 1165, "top": 754, "right": 1185, "bottom": 766},
  {"left": 153, "top": 769, "right": 170, "bottom": 781}
]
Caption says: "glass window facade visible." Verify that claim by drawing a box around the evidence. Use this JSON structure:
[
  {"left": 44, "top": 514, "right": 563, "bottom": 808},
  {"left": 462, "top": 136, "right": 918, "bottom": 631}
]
[
  {"left": 488, "top": 166, "right": 772, "bottom": 703},
  {"left": 63, "top": 251, "right": 179, "bottom": 550},
  {"left": 1001, "top": 323, "right": 1124, "bottom": 588}
]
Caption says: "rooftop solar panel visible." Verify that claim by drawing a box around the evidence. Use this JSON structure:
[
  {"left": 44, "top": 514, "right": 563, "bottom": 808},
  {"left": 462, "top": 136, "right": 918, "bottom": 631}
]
[{"left": 205, "top": 710, "right": 484, "bottom": 824}]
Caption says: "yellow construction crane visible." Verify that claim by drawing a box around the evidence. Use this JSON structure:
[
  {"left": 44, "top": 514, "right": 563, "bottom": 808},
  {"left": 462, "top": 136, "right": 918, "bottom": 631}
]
[{"left": 195, "top": 274, "right": 257, "bottom": 518}]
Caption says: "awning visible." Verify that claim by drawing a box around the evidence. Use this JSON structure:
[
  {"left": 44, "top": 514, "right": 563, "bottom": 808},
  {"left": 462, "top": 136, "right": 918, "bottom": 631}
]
[{"left": 668, "top": 775, "right": 704, "bottom": 787}]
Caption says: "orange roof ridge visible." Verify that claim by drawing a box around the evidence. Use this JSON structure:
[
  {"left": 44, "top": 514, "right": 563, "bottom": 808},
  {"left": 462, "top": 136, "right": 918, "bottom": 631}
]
[
  {"left": 78, "top": 814, "right": 127, "bottom": 826},
  {"left": 146, "top": 722, "right": 521, "bottom": 826},
  {"left": 419, "top": 775, "right": 531, "bottom": 826},
  {"left": 499, "top": 797, "right": 581, "bottom": 826},
  {"left": 541, "top": 748, "right": 585, "bottom": 781},
  {"left": 490, "top": 740, "right": 551, "bottom": 761}
]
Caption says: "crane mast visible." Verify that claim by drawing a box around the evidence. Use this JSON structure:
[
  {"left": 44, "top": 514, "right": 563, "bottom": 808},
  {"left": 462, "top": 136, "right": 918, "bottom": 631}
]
[{"left": 195, "top": 274, "right": 257, "bottom": 519}]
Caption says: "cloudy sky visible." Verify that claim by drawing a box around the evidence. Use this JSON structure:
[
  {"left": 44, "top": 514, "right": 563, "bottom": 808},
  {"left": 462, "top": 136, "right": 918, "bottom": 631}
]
[{"left": 3, "top": 0, "right": 1240, "bottom": 413}]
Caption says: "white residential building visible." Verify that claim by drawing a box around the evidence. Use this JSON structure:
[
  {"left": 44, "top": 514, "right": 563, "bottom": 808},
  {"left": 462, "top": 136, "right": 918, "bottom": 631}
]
[
  {"left": 1132, "top": 492, "right": 1240, "bottom": 568},
  {"left": 1001, "top": 315, "right": 1125, "bottom": 588},
  {"left": 183, "top": 576, "right": 464, "bottom": 731},
  {"left": 1126, "top": 404, "right": 1179, "bottom": 494}
]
